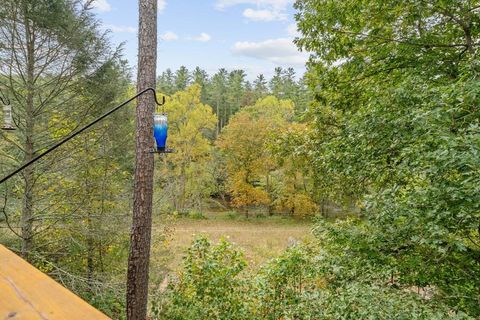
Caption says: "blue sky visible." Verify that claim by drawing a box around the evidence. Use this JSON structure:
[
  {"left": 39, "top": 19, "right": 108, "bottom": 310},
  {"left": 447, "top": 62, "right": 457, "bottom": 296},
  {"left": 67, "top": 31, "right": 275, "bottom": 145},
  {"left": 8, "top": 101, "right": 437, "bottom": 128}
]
[{"left": 92, "top": 0, "right": 307, "bottom": 80}]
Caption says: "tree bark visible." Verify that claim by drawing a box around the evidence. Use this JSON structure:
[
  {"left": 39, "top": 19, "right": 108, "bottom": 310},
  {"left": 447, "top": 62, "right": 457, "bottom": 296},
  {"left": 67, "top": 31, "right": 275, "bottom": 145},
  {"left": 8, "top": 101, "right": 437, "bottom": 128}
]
[
  {"left": 21, "top": 11, "right": 35, "bottom": 259},
  {"left": 86, "top": 213, "right": 95, "bottom": 291},
  {"left": 216, "top": 101, "right": 220, "bottom": 138},
  {"left": 126, "top": 0, "right": 157, "bottom": 319}
]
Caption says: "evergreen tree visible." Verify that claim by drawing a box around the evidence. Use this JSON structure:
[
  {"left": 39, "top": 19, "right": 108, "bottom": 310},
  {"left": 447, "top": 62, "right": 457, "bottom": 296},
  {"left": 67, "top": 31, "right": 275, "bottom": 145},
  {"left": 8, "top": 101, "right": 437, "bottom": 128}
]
[
  {"left": 174, "top": 66, "right": 191, "bottom": 92},
  {"left": 0, "top": 0, "right": 126, "bottom": 259},
  {"left": 157, "top": 68, "right": 175, "bottom": 95},
  {"left": 209, "top": 68, "right": 228, "bottom": 136},
  {"left": 242, "top": 80, "right": 255, "bottom": 107},
  {"left": 226, "top": 69, "right": 246, "bottom": 123},
  {"left": 192, "top": 66, "right": 210, "bottom": 103},
  {"left": 253, "top": 74, "right": 268, "bottom": 101},
  {"left": 269, "top": 67, "right": 285, "bottom": 98},
  {"left": 127, "top": 0, "right": 157, "bottom": 317},
  {"left": 282, "top": 68, "right": 299, "bottom": 101}
]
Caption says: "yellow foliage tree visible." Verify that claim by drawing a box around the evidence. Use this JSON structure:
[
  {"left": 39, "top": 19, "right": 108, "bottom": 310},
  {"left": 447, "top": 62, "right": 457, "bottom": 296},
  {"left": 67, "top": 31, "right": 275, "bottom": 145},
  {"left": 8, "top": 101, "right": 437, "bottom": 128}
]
[
  {"left": 269, "top": 122, "right": 319, "bottom": 217},
  {"left": 217, "top": 96, "right": 295, "bottom": 217},
  {"left": 156, "top": 84, "right": 217, "bottom": 212}
]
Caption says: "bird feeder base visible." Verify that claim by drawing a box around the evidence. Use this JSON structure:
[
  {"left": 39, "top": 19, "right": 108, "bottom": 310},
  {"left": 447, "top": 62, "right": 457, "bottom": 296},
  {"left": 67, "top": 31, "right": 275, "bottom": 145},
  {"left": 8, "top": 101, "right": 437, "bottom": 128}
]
[
  {"left": 150, "top": 147, "right": 174, "bottom": 154},
  {"left": 1, "top": 125, "right": 15, "bottom": 131}
]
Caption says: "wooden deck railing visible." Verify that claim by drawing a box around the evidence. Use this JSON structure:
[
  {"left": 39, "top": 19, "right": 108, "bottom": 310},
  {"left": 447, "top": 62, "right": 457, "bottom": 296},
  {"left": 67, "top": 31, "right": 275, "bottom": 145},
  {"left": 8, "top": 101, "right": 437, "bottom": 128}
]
[{"left": 0, "top": 245, "right": 111, "bottom": 319}]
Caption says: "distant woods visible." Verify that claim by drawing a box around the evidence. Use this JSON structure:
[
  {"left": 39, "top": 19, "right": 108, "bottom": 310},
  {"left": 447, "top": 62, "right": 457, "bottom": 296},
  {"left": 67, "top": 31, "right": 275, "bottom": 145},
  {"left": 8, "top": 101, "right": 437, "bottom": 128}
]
[
  {"left": 157, "top": 66, "right": 310, "bottom": 134},
  {"left": 154, "top": 78, "right": 317, "bottom": 219},
  {"left": 153, "top": 67, "right": 317, "bottom": 219}
]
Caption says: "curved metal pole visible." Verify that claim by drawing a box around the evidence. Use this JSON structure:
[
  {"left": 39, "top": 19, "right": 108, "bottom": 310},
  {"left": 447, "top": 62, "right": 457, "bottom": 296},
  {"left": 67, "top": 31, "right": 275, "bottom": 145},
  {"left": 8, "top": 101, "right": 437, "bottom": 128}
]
[{"left": 0, "top": 87, "right": 165, "bottom": 185}]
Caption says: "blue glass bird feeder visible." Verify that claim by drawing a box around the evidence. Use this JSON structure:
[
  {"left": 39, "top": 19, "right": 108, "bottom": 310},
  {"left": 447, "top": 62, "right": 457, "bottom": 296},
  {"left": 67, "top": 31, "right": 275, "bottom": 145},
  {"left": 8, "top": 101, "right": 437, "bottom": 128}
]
[
  {"left": 154, "top": 113, "right": 167, "bottom": 150},
  {"left": 153, "top": 112, "right": 173, "bottom": 153}
]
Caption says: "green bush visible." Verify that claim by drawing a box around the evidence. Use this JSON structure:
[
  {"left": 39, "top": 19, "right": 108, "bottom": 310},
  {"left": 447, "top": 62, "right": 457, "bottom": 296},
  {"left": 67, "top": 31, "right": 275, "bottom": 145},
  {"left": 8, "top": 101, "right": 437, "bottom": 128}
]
[
  {"left": 187, "top": 210, "right": 206, "bottom": 220},
  {"left": 225, "top": 210, "right": 239, "bottom": 219},
  {"left": 254, "top": 245, "right": 318, "bottom": 319},
  {"left": 154, "top": 231, "right": 474, "bottom": 319},
  {"left": 153, "top": 236, "right": 252, "bottom": 320}
]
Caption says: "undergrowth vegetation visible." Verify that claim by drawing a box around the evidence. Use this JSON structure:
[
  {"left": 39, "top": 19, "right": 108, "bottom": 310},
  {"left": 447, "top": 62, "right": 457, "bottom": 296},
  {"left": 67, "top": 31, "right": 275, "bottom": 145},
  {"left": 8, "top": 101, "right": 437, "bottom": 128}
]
[{"left": 155, "top": 224, "right": 473, "bottom": 319}]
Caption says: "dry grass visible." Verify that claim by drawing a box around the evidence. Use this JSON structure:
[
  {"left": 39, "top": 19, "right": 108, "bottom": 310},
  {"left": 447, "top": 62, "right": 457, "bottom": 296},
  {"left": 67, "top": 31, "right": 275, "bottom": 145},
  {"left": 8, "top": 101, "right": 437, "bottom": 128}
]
[{"left": 150, "top": 212, "right": 313, "bottom": 274}]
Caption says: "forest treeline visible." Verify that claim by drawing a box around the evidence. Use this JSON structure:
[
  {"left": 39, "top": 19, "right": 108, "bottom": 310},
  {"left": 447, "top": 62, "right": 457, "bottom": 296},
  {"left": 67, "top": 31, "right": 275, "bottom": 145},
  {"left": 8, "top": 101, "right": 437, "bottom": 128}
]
[
  {"left": 0, "top": 0, "right": 479, "bottom": 319},
  {"left": 156, "top": 81, "right": 317, "bottom": 219},
  {"left": 157, "top": 66, "right": 310, "bottom": 133}
]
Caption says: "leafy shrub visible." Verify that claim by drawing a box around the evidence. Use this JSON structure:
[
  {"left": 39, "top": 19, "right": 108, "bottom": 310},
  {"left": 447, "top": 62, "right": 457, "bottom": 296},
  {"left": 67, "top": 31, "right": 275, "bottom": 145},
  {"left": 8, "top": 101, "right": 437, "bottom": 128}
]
[
  {"left": 254, "top": 245, "right": 319, "bottom": 319},
  {"left": 86, "top": 288, "right": 126, "bottom": 320},
  {"left": 154, "top": 236, "right": 252, "bottom": 320},
  {"left": 155, "top": 231, "right": 473, "bottom": 319},
  {"left": 225, "top": 210, "right": 239, "bottom": 219},
  {"left": 187, "top": 210, "right": 206, "bottom": 220}
]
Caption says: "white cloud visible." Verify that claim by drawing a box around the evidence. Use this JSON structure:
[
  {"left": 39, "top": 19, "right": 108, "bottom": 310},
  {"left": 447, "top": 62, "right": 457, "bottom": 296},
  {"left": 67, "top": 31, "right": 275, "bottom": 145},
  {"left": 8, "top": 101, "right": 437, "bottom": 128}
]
[
  {"left": 243, "top": 8, "right": 286, "bottom": 21},
  {"left": 215, "top": 0, "right": 293, "bottom": 22},
  {"left": 232, "top": 38, "right": 307, "bottom": 66},
  {"left": 216, "top": 0, "right": 292, "bottom": 10},
  {"left": 286, "top": 23, "right": 299, "bottom": 37},
  {"left": 91, "top": 0, "right": 111, "bottom": 12},
  {"left": 160, "top": 31, "right": 178, "bottom": 41},
  {"left": 194, "top": 32, "right": 212, "bottom": 42},
  {"left": 158, "top": 0, "right": 166, "bottom": 13},
  {"left": 105, "top": 24, "right": 136, "bottom": 33}
]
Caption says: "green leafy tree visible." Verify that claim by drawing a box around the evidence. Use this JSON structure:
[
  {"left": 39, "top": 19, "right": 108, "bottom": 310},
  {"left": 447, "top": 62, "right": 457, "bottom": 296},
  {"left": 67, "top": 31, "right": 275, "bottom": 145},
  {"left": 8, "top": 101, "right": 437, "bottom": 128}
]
[
  {"left": 294, "top": 0, "right": 480, "bottom": 315},
  {"left": 268, "top": 123, "right": 318, "bottom": 217},
  {"left": 157, "top": 85, "right": 217, "bottom": 213},
  {"left": 155, "top": 237, "right": 251, "bottom": 320},
  {"left": 158, "top": 235, "right": 469, "bottom": 319}
]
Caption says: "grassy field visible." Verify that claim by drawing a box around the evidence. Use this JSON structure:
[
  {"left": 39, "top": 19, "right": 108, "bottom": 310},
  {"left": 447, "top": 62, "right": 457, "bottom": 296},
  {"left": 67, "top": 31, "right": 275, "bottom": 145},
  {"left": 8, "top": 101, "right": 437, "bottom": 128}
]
[
  {"left": 149, "top": 211, "right": 314, "bottom": 276},
  {"left": 0, "top": 209, "right": 314, "bottom": 293}
]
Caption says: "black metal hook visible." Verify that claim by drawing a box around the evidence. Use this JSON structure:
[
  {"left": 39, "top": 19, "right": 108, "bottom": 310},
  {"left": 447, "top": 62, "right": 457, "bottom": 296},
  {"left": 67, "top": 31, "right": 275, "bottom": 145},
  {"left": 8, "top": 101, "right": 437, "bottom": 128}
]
[
  {"left": 143, "top": 87, "right": 165, "bottom": 107},
  {"left": 1, "top": 87, "right": 167, "bottom": 184},
  {"left": 142, "top": 87, "right": 166, "bottom": 113},
  {"left": 0, "top": 89, "right": 10, "bottom": 106}
]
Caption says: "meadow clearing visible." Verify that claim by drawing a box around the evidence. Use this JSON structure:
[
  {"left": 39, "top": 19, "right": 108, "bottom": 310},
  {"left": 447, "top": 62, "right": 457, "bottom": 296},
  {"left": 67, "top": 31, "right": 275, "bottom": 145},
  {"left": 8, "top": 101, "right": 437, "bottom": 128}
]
[{"left": 150, "top": 211, "right": 314, "bottom": 277}]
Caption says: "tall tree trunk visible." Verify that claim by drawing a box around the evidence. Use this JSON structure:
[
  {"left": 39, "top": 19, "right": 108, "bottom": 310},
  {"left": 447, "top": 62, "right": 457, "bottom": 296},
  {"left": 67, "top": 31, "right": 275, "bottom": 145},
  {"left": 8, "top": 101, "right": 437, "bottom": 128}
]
[
  {"left": 223, "top": 97, "right": 227, "bottom": 130},
  {"left": 86, "top": 213, "right": 95, "bottom": 291},
  {"left": 84, "top": 140, "right": 95, "bottom": 290},
  {"left": 126, "top": 0, "right": 157, "bottom": 319},
  {"left": 21, "top": 13, "right": 35, "bottom": 259},
  {"left": 216, "top": 101, "right": 220, "bottom": 137},
  {"left": 179, "top": 163, "right": 186, "bottom": 211}
]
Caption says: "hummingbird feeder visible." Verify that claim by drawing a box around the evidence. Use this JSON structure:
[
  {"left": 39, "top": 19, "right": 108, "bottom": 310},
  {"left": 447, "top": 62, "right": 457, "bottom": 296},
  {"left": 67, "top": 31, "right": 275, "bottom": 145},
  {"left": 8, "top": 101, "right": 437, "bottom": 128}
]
[
  {"left": 152, "top": 99, "right": 173, "bottom": 153},
  {"left": 1, "top": 90, "right": 15, "bottom": 131}
]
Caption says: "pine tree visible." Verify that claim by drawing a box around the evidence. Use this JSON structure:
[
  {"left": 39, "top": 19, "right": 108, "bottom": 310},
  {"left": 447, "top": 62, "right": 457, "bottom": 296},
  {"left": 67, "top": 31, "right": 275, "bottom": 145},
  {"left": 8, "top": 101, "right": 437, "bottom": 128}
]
[
  {"left": 226, "top": 69, "right": 246, "bottom": 122},
  {"left": 253, "top": 74, "right": 269, "bottom": 101},
  {"left": 0, "top": 0, "right": 124, "bottom": 259},
  {"left": 192, "top": 66, "right": 209, "bottom": 103},
  {"left": 126, "top": 0, "right": 157, "bottom": 318},
  {"left": 209, "top": 68, "right": 228, "bottom": 136},
  {"left": 157, "top": 68, "right": 175, "bottom": 95},
  {"left": 174, "top": 66, "right": 191, "bottom": 92}
]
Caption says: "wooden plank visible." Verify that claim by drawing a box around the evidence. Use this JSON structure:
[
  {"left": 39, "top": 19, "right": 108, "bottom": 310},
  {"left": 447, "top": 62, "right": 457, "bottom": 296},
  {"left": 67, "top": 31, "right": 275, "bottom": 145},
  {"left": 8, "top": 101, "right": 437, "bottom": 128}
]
[{"left": 0, "top": 245, "right": 111, "bottom": 320}]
